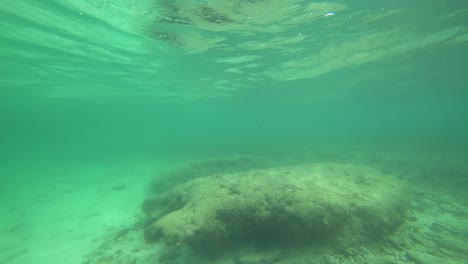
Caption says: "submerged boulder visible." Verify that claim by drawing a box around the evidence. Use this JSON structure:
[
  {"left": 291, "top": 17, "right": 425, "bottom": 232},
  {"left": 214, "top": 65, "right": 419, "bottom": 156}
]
[{"left": 143, "top": 163, "right": 410, "bottom": 254}]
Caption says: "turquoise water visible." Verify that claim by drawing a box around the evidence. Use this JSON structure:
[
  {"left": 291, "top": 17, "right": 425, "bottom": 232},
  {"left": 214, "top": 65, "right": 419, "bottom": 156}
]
[{"left": 0, "top": 0, "right": 467, "bottom": 263}]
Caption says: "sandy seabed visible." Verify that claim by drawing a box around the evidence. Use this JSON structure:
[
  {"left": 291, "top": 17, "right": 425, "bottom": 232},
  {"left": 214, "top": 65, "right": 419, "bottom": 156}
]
[
  {"left": 1, "top": 152, "right": 467, "bottom": 264},
  {"left": 0, "top": 156, "right": 163, "bottom": 264}
]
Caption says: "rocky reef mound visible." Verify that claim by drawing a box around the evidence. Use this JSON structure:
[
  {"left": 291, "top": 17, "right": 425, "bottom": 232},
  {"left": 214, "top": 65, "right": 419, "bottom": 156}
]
[{"left": 143, "top": 162, "right": 410, "bottom": 259}]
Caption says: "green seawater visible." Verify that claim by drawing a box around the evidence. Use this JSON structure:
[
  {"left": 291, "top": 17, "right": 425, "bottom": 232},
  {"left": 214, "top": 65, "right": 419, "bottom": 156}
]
[{"left": 0, "top": 0, "right": 467, "bottom": 263}]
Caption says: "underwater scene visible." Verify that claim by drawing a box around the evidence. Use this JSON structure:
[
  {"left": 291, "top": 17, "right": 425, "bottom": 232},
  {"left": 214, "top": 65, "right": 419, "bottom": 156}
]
[{"left": 0, "top": 0, "right": 467, "bottom": 263}]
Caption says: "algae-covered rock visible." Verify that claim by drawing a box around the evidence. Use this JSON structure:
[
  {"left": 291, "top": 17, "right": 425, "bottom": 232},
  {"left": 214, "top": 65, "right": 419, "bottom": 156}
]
[
  {"left": 148, "top": 156, "right": 275, "bottom": 195},
  {"left": 144, "top": 163, "right": 410, "bottom": 254}
]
